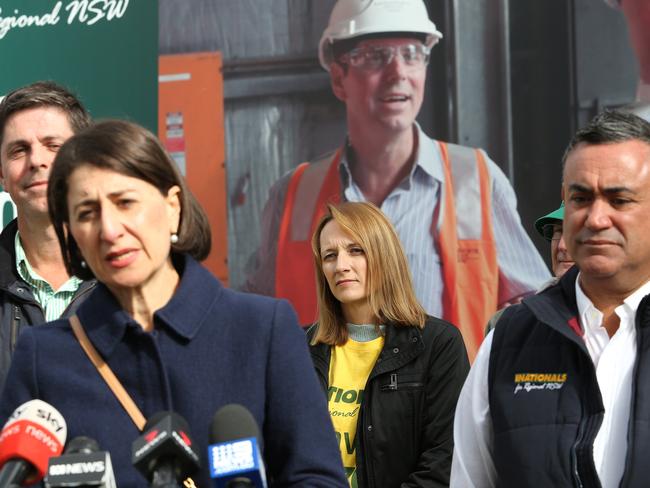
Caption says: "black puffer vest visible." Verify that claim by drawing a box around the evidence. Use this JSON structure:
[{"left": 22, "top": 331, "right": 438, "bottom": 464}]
[{"left": 489, "top": 266, "right": 650, "bottom": 487}]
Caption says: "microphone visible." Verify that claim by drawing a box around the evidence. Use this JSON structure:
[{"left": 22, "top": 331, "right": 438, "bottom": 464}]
[
  {"left": 207, "top": 404, "right": 267, "bottom": 488},
  {"left": 0, "top": 399, "right": 67, "bottom": 486},
  {"left": 131, "top": 411, "right": 200, "bottom": 488},
  {"left": 44, "top": 436, "right": 117, "bottom": 488}
]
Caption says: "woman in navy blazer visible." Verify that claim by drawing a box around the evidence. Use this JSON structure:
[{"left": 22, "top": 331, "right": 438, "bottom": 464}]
[{"left": 0, "top": 120, "right": 347, "bottom": 487}]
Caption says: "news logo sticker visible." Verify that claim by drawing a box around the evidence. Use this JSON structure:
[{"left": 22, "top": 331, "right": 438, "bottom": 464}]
[{"left": 208, "top": 437, "right": 260, "bottom": 476}]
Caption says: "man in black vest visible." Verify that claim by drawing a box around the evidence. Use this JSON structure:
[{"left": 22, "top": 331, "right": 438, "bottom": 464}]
[{"left": 451, "top": 110, "right": 650, "bottom": 487}]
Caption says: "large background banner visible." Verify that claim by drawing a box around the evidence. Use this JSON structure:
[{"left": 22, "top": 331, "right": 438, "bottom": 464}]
[{"left": 0, "top": 0, "right": 158, "bottom": 226}]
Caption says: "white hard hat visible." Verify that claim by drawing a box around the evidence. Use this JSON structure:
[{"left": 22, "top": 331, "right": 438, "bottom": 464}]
[{"left": 319, "top": 0, "right": 443, "bottom": 71}]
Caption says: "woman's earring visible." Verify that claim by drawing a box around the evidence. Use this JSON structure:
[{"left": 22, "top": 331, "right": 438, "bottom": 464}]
[
  {"left": 80, "top": 260, "right": 87, "bottom": 269},
  {"left": 170, "top": 233, "right": 179, "bottom": 244}
]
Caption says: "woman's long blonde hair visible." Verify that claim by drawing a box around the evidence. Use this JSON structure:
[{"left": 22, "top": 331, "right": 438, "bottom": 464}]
[{"left": 310, "top": 202, "right": 426, "bottom": 346}]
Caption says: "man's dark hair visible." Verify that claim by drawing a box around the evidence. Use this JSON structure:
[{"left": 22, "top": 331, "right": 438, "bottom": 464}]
[
  {"left": 563, "top": 110, "right": 650, "bottom": 165},
  {"left": 0, "top": 81, "right": 91, "bottom": 150}
]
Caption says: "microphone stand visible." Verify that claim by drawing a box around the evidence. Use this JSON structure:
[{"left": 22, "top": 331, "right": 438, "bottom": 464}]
[
  {"left": 150, "top": 463, "right": 181, "bottom": 488},
  {"left": 0, "top": 460, "right": 30, "bottom": 487}
]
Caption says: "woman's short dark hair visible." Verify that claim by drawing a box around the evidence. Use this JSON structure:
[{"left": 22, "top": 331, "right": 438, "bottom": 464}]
[{"left": 48, "top": 119, "right": 211, "bottom": 280}]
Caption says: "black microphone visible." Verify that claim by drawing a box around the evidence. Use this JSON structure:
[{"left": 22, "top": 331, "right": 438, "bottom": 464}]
[
  {"left": 66, "top": 437, "right": 100, "bottom": 454},
  {"left": 131, "top": 412, "right": 200, "bottom": 488},
  {"left": 207, "top": 404, "right": 267, "bottom": 488},
  {"left": 45, "top": 436, "right": 116, "bottom": 487},
  {"left": 0, "top": 400, "right": 67, "bottom": 487}
]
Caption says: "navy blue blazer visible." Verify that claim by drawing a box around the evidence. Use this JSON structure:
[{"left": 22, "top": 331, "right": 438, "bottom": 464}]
[{"left": 0, "top": 254, "right": 347, "bottom": 487}]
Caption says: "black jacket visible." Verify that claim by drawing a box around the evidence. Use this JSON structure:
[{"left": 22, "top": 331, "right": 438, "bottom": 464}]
[
  {"left": 489, "top": 266, "right": 650, "bottom": 487},
  {"left": 308, "top": 317, "right": 469, "bottom": 488},
  {"left": 0, "top": 219, "right": 95, "bottom": 392}
]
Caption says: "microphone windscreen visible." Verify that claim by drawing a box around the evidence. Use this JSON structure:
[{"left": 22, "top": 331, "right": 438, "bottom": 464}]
[
  {"left": 210, "top": 404, "right": 262, "bottom": 449},
  {"left": 208, "top": 404, "right": 267, "bottom": 487},
  {"left": 64, "top": 436, "right": 100, "bottom": 455}
]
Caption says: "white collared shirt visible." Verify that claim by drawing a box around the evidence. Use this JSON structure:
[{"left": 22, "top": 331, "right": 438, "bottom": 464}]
[
  {"left": 577, "top": 277, "right": 650, "bottom": 487},
  {"left": 451, "top": 275, "right": 650, "bottom": 487}
]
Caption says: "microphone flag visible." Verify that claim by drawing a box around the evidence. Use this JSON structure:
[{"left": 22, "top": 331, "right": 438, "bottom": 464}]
[{"left": 0, "top": 399, "right": 67, "bottom": 484}]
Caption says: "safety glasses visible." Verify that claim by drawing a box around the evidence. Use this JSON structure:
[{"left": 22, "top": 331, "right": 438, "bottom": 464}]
[
  {"left": 339, "top": 43, "right": 431, "bottom": 71},
  {"left": 541, "top": 223, "right": 563, "bottom": 242}
]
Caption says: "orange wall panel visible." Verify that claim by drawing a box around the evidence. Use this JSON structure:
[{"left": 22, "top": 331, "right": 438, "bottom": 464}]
[{"left": 159, "top": 52, "right": 228, "bottom": 284}]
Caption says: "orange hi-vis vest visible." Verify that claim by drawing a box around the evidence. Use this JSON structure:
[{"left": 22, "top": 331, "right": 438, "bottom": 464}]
[{"left": 276, "top": 142, "right": 498, "bottom": 361}]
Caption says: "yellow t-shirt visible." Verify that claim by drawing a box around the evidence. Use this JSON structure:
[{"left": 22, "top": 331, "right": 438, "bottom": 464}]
[{"left": 328, "top": 336, "right": 384, "bottom": 487}]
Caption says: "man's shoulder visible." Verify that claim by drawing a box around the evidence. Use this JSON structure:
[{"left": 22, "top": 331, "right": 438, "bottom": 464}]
[
  {"left": 265, "top": 148, "right": 341, "bottom": 206},
  {"left": 422, "top": 131, "right": 472, "bottom": 153},
  {"left": 493, "top": 277, "right": 578, "bottom": 338},
  {"left": 424, "top": 135, "right": 506, "bottom": 180},
  {"left": 282, "top": 148, "right": 340, "bottom": 178},
  {"left": 308, "top": 148, "right": 339, "bottom": 165},
  {"left": 441, "top": 140, "right": 505, "bottom": 175}
]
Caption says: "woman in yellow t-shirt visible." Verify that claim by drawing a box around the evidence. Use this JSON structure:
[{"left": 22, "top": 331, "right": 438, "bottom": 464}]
[{"left": 307, "top": 202, "right": 470, "bottom": 488}]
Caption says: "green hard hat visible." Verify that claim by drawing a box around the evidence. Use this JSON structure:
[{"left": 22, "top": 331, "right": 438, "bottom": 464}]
[{"left": 534, "top": 202, "right": 564, "bottom": 240}]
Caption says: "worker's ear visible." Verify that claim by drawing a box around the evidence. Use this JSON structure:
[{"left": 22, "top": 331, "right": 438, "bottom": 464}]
[{"left": 330, "top": 63, "right": 348, "bottom": 102}]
